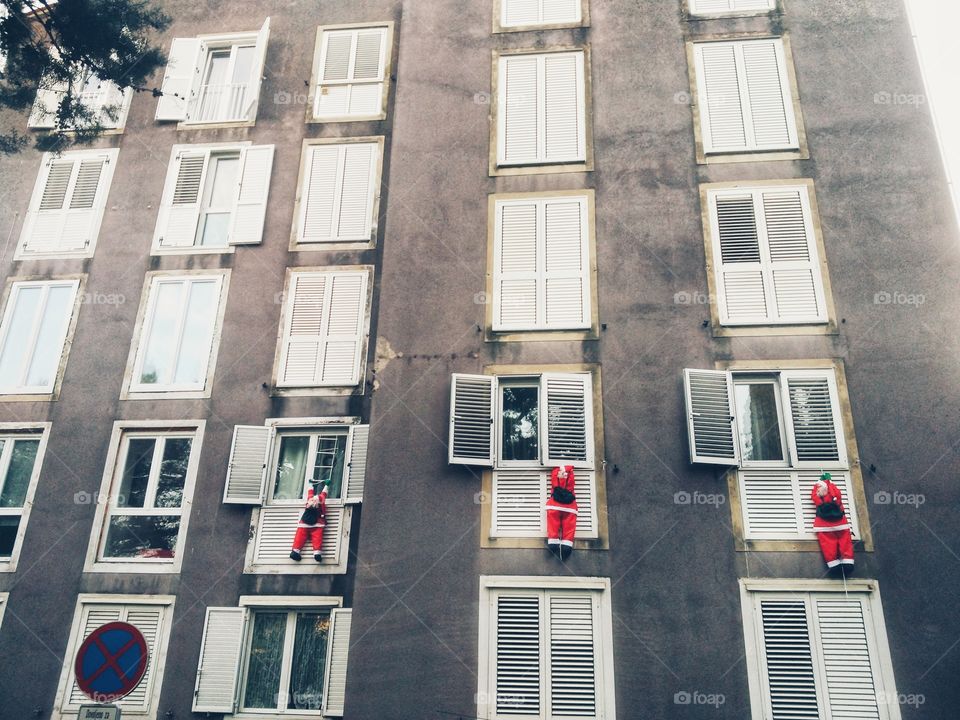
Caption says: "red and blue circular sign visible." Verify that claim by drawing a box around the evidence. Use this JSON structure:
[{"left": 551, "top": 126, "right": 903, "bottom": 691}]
[{"left": 74, "top": 622, "right": 149, "bottom": 702}]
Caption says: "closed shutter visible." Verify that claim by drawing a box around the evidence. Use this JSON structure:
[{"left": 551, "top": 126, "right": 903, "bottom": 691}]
[
  {"left": 492, "top": 469, "right": 598, "bottom": 538},
  {"left": 228, "top": 144, "right": 274, "bottom": 245},
  {"left": 757, "top": 598, "right": 821, "bottom": 719},
  {"left": 548, "top": 592, "right": 599, "bottom": 717},
  {"left": 313, "top": 26, "right": 388, "bottom": 119},
  {"left": 223, "top": 425, "right": 274, "bottom": 504},
  {"left": 243, "top": 18, "right": 271, "bottom": 120},
  {"left": 710, "top": 186, "right": 826, "bottom": 325},
  {"left": 542, "top": 373, "right": 594, "bottom": 468},
  {"left": 741, "top": 470, "right": 858, "bottom": 540},
  {"left": 782, "top": 370, "right": 845, "bottom": 466},
  {"left": 690, "top": 0, "right": 775, "bottom": 14},
  {"left": 298, "top": 142, "right": 378, "bottom": 243},
  {"left": 343, "top": 424, "right": 369, "bottom": 503},
  {"left": 492, "top": 593, "right": 543, "bottom": 716},
  {"left": 494, "top": 200, "right": 538, "bottom": 328},
  {"left": 20, "top": 151, "right": 116, "bottom": 255},
  {"left": 798, "top": 471, "right": 858, "bottom": 538},
  {"left": 542, "top": 0, "right": 582, "bottom": 24},
  {"left": 155, "top": 37, "right": 202, "bottom": 121},
  {"left": 543, "top": 53, "right": 584, "bottom": 163},
  {"left": 503, "top": 0, "right": 539, "bottom": 26},
  {"left": 683, "top": 369, "right": 739, "bottom": 465},
  {"left": 192, "top": 607, "right": 246, "bottom": 712},
  {"left": 815, "top": 598, "right": 883, "bottom": 719},
  {"left": 321, "top": 608, "right": 353, "bottom": 717},
  {"left": 694, "top": 38, "right": 798, "bottom": 154},
  {"left": 155, "top": 148, "right": 210, "bottom": 247},
  {"left": 449, "top": 374, "right": 496, "bottom": 466},
  {"left": 251, "top": 505, "right": 343, "bottom": 565}
]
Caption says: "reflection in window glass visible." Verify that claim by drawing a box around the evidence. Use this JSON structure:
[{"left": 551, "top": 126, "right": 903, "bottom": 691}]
[
  {"left": 501, "top": 385, "right": 539, "bottom": 462},
  {"left": 0, "top": 437, "right": 41, "bottom": 557},
  {"left": 0, "top": 283, "right": 76, "bottom": 392},
  {"left": 735, "top": 382, "right": 785, "bottom": 462},
  {"left": 243, "top": 612, "right": 286, "bottom": 710}
]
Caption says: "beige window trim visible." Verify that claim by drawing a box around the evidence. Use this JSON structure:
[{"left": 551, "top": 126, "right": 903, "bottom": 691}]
[
  {"left": 479, "top": 362, "right": 608, "bottom": 549},
  {"left": 492, "top": 0, "right": 591, "bottom": 33},
  {"left": 699, "top": 179, "right": 838, "bottom": 337},
  {"left": 719, "top": 358, "right": 873, "bottom": 552},
  {"left": 686, "top": 32, "right": 809, "bottom": 165}
]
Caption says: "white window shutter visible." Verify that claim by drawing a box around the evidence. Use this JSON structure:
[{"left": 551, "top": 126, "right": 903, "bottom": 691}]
[
  {"left": 691, "top": 0, "right": 775, "bottom": 14},
  {"left": 300, "top": 145, "right": 341, "bottom": 242},
  {"left": 279, "top": 273, "right": 327, "bottom": 386},
  {"left": 223, "top": 425, "right": 274, "bottom": 504},
  {"left": 321, "top": 608, "right": 353, "bottom": 717},
  {"left": 782, "top": 370, "right": 845, "bottom": 466},
  {"left": 243, "top": 17, "right": 271, "bottom": 120},
  {"left": 547, "top": 592, "right": 600, "bottom": 717},
  {"left": 542, "top": 0, "right": 582, "bottom": 24},
  {"left": 683, "top": 369, "right": 740, "bottom": 465},
  {"left": 739, "top": 471, "right": 805, "bottom": 539},
  {"left": 155, "top": 149, "right": 209, "bottom": 247},
  {"left": 155, "top": 37, "right": 201, "bottom": 121},
  {"left": 343, "top": 424, "right": 369, "bottom": 504},
  {"left": 314, "top": 27, "right": 387, "bottom": 119},
  {"left": 492, "top": 469, "right": 546, "bottom": 537},
  {"left": 696, "top": 43, "right": 748, "bottom": 152},
  {"left": 449, "top": 374, "right": 496, "bottom": 466},
  {"left": 757, "top": 598, "right": 821, "bottom": 717},
  {"left": 493, "top": 593, "right": 543, "bottom": 716},
  {"left": 713, "top": 192, "right": 768, "bottom": 323},
  {"left": 741, "top": 40, "right": 795, "bottom": 149},
  {"left": 542, "top": 373, "right": 594, "bottom": 469},
  {"left": 321, "top": 273, "right": 366, "bottom": 385},
  {"left": 814, "top": 597, "right": 884, "bottom": 717},
  {"left": 543, "top": 52, "right": 585, "bottom": 163},
  {"left": 192, "top": 607, "right": 246, "bottom": 713},
  {"left": 543, "top": 197, "right": 590, "bottom": 328},
  {"left": 494, "top": 200, "right": 539, "bottom": 330},
  {"left": 228, "top": 144, "right": 274, "bottom": 245},
  {"left": 336, "top": 143, "right": 377, "bottom": 240},
  {"left": 298, "top": 142, "right": 378, "bottom": 244},
  {"left": 28, "top": 79, "right": 66, "bottom": 128},
  {"left": 97, "top": 82, "right": 129, "bottom": 129},
  {"left": 503, "top": 0, "right": 540, "bottom": 26},
  {"left": 347, "top": 28, "right": 387, "bottom": 116},
  {"left": 499, "top": 55, "right": 540, "bottom": 165},
  {"left": 252, "top": 505, "right": 343, "bottom": 565}
]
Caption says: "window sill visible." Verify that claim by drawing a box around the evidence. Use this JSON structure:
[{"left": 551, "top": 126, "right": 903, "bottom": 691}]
[
  {"left": 490, "top": 160, "right": 593, "bottom": 177},
  {"left": 712, "top": 321, "right": 837, "bottom": 338},
  {"left": 736, "top": 539, "right": 871, "bottom": 553},
  {"left": 696, "top": 147, "right": 809, "bottom": 165},
  {"left": 289, "top": 238, "right": 376, "bottom": 253},
  {"left": 307, "top": 112, "right": 387, "bottom": 124},
  {"left": 486, "top": 327, "right": 599, "bottom": 343},
  {"left": 14, "top": 249, "right": 96, "bottom": 261},
  {"left": 122, "top": 388, "right": 212, "bottom": 400},
  {"left": 271, "top": 385, "right": 364, "bottom": 398},
  {"left": 176, "top": 119, "right": 256, "bottom": 131},
  {"left": 0, "top": 390, "right": 58, "bottom": 402},
  {"left": 493, "top": 20, "right": 589, "bottom": 33},
  {"left": 84, "top": 561, "right": 182, "bottom": 574},
  {"left": 151, "top": 245, "right": 236, "bottom": 256},
  {"left": 482, "top": 535, "right": 607, "bottom": 550}
]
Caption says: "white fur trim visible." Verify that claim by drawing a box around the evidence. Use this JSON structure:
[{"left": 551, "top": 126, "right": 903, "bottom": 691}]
[
  {"left": 547, "top": 538, "right": 561, "bottom": 545},
  {"left": 826, "top": 559, "right": 841, "bottom": 568},
  {"left": 840, "top": 558, "right": 855, "bottom": 565},
  {"left": 559, "top": 540, "right": 574, "bottom": 547},
  {"left": 813, "top": 523, "right": 850, "bottom": 532},
  {"left": 546, "top": 505, "right": 578, "bottom": 515}
]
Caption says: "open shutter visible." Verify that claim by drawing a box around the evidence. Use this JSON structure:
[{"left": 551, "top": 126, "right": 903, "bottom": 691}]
[
  {"left": 543, "top": 197, "right": 590, "bottom": 328},
  {"left": 321, "top": 608, "right": 353, "bottom": 717},
  {"left": 757, "top": 598, "right": 821, "bottom": 718},
  {"left": 97, "top": 82, "right": 128, "bottom": 129},
  {"left": 155, "top": 37, "right": 201, "bottom": 121},
  {"left": 192, "top": 607, "right": 246, "bottom": 713},
  {"left": 449, "top": 374, "right": 496, "bottom": 466},
  {"left": 28, "top": 78, "right": 66, "bottom": 128},
  {"left": 228, "top": 144, "right": 274, "bottom": 245},
  {"left": 243, "top": 17, "right": 270, "bottom": 120},
  {"left": 782, "top": 370, "right": 845, "bottom": 467},
  {"left": 299, "top": 142, "right": 378, "bottom": 244},
  {"left": 683, "top": 369, "right": 740, "bottom": 465},
  {"left": 814, "top": 597, "right": 884, "bottom": 718},
  {"left": 343, "top": 424, "right": 369, "bottom": 503},
  {"left": 547, "top": 592, "right": 600, "bottom": 717},
  {"left": 543, "top": 52, "right": 585, "bottom": 163},
  {"left": 542, "top": 373, "right": 594, "bottom": 469},
  {"left": 155, "top": 148, "right": 209, "bottom": 247},
  {"left": 499, "top": 54, "right": 539, "bottom": 165},
  {"left": 223, "top": 425, "right": 273, "bottom": 504},
  {"left": 493, "top": 593, "right": 543, "bottom": 716},
  {"left": 494, "top": 200, "right": 539, "bottom": 330}
]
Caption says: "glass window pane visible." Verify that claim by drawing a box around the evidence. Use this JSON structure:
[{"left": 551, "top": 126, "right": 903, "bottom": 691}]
[
  {"left": 501, "top": 386, "right": 539, "bottom": 462},
  {"left": 274, "top": 436, "right": 309, "bottom": 500},
  {"left": 0, "top": 287, "right": 42, "bottom": 387},
  {"left": 102, "top": 514, "right": 180, "bottom": 558},
  {"left": 0, "top": 516, "right": 21, "bottom": 557},
  {"left": 289, "top": 612, "right": 329, "bottom": 710},
  {"left": 25, "top": 285, "right": 73, "bottom": 389},
  {"left": 155, "top": 438, "right": 191, "bottom": 508},
  {"left": 117, "top": 438, "right": 155, "bottom": 508},
  {"left": 204, "top": 50, "right": 230, "bottom": 87},
  {"left": 140, "top": 282, "right": 184, "bottom": 385},
  {"left": 172, "top": 280, "right": 218, "bottom": 386},
  {"left": 243, "top": 612, "right": 286, "bottom": 710},
  {"left": 208, "top": 156, "right": 240, "bottom": 208},
  {"left": 312, "top": 434, "right": 346, "bottom": 499},
  {"left": 231, "top": 45, "right": 256, "bottom": 85},
  {"left": 735, "top": 383, "right": 785, "bottom": 462},
  {"left": 199, "top": 213, "right": 231, "bottom": 247},
  {"left": 0, "top": 439, "right": 40, "bottom": 508}
]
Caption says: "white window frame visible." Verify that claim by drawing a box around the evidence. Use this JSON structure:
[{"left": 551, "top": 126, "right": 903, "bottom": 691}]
[
  {"left": 687, "top": 0, "right": 776, "bottom": 17},
  {"left": 740, "top": 579, "right": 902, "bottom": 720},
  {"left": 0, "top": 422, "right": 50, "bottom": 573},
  {"left": 494, "top": 0, "right": 588, "bottom": 32},
  {"left": 84, "top": 421, "right": 204, "bottom": 574},
  {"left": 0, "top": 592, "right": 7, "bottom": 629},
  {"left": 0, "top": 276, "right": 84, "bottom": 400},
  {"left": 122, "top": 270, "right": 230, "bottom": 399},
  {"left": 477, "top": 576, "right": 616, "bottom": 720},
  {"left": 51, "top": 594, "right": 175, "bottom": 720}
]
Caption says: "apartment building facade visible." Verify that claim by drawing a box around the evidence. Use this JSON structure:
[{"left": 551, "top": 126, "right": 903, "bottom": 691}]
[{"left": 0, "top": 0, "right": 957, "bottom": 719}]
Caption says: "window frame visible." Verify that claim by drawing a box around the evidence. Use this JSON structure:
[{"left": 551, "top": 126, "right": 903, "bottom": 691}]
[
  {"left": 84, "top": 420, "right": 204, "bottom": 574},
  {"left": 686, "top": 0, "right": 778, "bottom": 18},
  {"left": 121, "top": 270, "right": 230, "bottom": 400},
  {"left": 732, "top": 375, "right": 791, "bottom": 468},
  {"left": 492, "top": 0, "right": 590, "bottom": 33},
  {"left": 28, "top": 67, "right": 134, "bottom": 134},
  {"left": 266, "top": 427, "right": 350, "bottom": 506},
  {"left": 0, "top": 422, "right": 50, "bottom": 573}
]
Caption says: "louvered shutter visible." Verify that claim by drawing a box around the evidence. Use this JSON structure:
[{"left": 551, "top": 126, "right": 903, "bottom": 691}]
[
  {"left": 503, "top": 0, "right": 540, "bottom": 26},
  {"left": 815, "top": 597, "right": 884, "bottom": 719},
  {"left": 548, "top": 592, "right": 600, "bottom": 717},
  {"left": 782, "top": 370, "right": 845, "bottom": 467},
  {"left": 799, "top": 471, "right": 858, "bottom": 538},
  {"left": 544, "top": 197, "right": 590, "bottom": 328},
  {"left": 690, "top": 0, "right": 775, "bottom": 14},
  {"left": 243, "top": 18, "right": 271, "bottom": 120},
  {"left": 223, "top": 425, "right": 274, "bottom": 504},
  {"left": 192, "top": 607, "right": 246, "bottom": 712},
  {"left": 155, "top": 148, "right": 210, "bottom": 247},
  {"left": 683, "top": 369, "right": 739, "bottom": 465},
  {"left": 343, "top": 424, "right": 369, "bottom": 503},
  {"left": 228, "top": 144, "right": 274, "bottom": 245},
  {"left": 713, "top": 192, "right": 767, "bottom": 322},
  {"left": 762, "top": 189, "right": 825, "bottom": 322},
  {"left": 155, "top": 37, "right": 202, "bottom": 121},
  {"left": 543, "top": 52, "right": 585, "bottom": 163},
  {"left": 494, "top": 200, "right": 538, "bottom": 329},
  {"left": 741, "top": 470, "right": 858, "bottom": 540},
  {"left": 321, "top": 608, "right": 353, "bottom": 717},
  {"left": 298, "top": 142, "right": 378, "bottom": 244},
  {"left": 492, "top": 593, "right": 543, "bottom": 716},
  {"left": 542, "top": 0, "right": 582, "bottom": 24},
  {"left": 251, "top": 505, "right": 344, "bottom": 565},
  {"left": 757, "top": 598, "right": 821, "bottom": 719},
  {"left": 542, "top": 373, "right": 594, "bottom": 468},
  {"left": 313, "top": 27, "right": 388, "bottom": 119},
  {"left": 500, "top": 55, "right": 539, "bottom": 164},
  {"left": 492, "top": 469, "right": 598, "bottom": 537},
  {"left": 449, "top": 374, "right": 496, "bottom": 466}
]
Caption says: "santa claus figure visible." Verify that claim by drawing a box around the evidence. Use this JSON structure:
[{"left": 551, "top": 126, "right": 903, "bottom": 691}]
[
  {"left": 546, "top": 465, "right": 577, "bottom": 560},
  {"left": 290, "top": 479, "right": 330, "bottom": 562},
  {"left": 811, "top": 472, "right": 854, "bottom": 572}
]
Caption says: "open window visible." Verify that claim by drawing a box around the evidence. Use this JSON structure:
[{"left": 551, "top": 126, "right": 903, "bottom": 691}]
[{"left": 310, "top": 23, "right": 393, "bottom": 122}]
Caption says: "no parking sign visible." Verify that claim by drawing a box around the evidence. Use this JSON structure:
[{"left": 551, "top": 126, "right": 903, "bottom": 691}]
[{"left": 74, "top": 622, "right": 149, "bottom": 703}]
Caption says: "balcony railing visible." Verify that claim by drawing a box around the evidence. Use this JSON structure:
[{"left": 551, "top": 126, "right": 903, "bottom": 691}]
[{"left": 192, "top": 82, "right": 250, "bottom": 123}]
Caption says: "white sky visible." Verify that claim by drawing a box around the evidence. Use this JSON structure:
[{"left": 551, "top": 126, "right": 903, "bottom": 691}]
[{"left": 905, "top": 0, "right": 960, "bottom": 229}]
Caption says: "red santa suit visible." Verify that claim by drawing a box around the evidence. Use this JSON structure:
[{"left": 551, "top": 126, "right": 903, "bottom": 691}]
[
  {"left": 290, "top": 483, "right": 328, "bottom": 562},
  {"left": 811, "top": 475, "right": 854, "bottom": 569},
  {"left": 546, "top": 466, "right": 577, "bottom": 559}
]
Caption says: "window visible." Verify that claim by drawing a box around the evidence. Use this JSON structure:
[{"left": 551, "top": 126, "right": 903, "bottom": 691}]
[
  {"left": 86, "top": 424, "right": 201, "bottom": 573},
  {"left": 293, "top": 139, "right": 383, "bottom": 247},
  {"left": 0, "top": 593, "right": 7, "bottom": 629},
  {"left": 153, "top": 143, "right": 274, "bottom": 250},
  {"left": 494, "top": 49, "right": 591, "bottom": 172},
  {"left": 0, "top": 278, "right": 81, "bottom": 396},
  {"left": 478, "top": 577, "right": 616, "bottom": 720},
  {"left": 125, "top": 272, "right": 228, "bottom": 397},
  {"left": 0, "top": 426, "right": 48, "bottom": 572},
  {"left": 741, "top": 580, "right": 901, "bottom": 720},
  {"left": 18, "top": 149, "right": 118, "bottom": 258},
  {"left": 688, "top": 0, "right": 775, "bottom": 16},
  {"left": 491, "top": 193, "right": 593, "bottom": 333},
  {"left": 310, "top": 24, "right": 393, "bottom": 122},
  {"left": 691, "top": 37, "right": 803, "bottom": 158},
  {"left": 54, "top": 596, "right": 174, "bottom": 717},
  {"left": 495, "top": 0, "right": 586, "bottom": 31},
  {"left": 155, "top": 18, "right": 270, "bottom": 124},
  {"left": 29, "top": 66, "right": 133, "bottom": 131},
  {"left": 704, "top": 183, "right": 829, "bottom": 327},
  {"left": 223, "top": 421, "right": 369, "bottom": 574},
  {"left": 193, "top": 600, "right": 352, "bottom": 716},
  {"left": 274, "top": 268, "right": 373, "bottom": 390}
]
